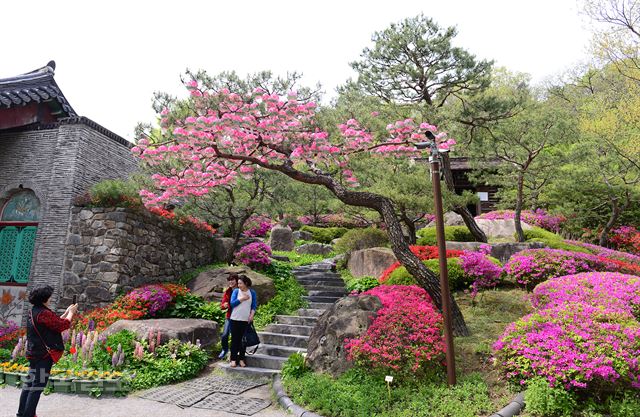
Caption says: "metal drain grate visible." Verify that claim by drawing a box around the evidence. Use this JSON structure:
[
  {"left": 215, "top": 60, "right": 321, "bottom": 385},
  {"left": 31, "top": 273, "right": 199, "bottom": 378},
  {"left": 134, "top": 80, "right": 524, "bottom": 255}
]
[
  {"left": 138, "top": 385, "right": 213, "bottom": 407},
  {"left": 181, "top": 376, "right": 267, "bottom": 394},
  {"left": 192, "top": 392, "right": 271, "bottom": 415}
]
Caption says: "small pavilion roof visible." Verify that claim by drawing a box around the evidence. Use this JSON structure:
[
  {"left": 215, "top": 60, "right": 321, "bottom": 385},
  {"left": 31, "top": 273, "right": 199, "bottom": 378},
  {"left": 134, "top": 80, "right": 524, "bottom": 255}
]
[{"left": 0, "top": 61, "right": 77, "bottom": 118}]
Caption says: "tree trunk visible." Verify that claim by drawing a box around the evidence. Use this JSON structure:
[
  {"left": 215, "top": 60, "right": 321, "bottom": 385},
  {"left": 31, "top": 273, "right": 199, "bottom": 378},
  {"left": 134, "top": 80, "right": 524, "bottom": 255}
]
[
  {"left": 514, "top": 173, "right": 525, "bottom": 243},
  {"left": 400, "top": 209, "right": 417, "bottom": 244},
  {"left": 440, "top": 154, "right": 488, "bottom": 243},
  {"left": 599, "top": 196, "right": 622, "bottom": 247}
]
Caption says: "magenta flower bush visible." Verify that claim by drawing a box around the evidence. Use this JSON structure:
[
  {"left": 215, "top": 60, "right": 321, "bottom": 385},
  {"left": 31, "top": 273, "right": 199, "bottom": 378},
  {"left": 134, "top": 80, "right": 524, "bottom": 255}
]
[
  {"left": 476, "top": 209, "right": 564, "bottom": 232},
  {"left": 127, "top": 285, "right": 173, "bottom": 316},
  {"left": 567, "top": 240, "right": 640, "bottom": 266},
  {"left": 344, "top": 285, "right": 445, "bottom": 378},
  {"left": 459, "top": 249, "right": 503, "bottom": 299},
  {"left": 503, "top": 248, "right": 621, "bottom": 289},
  {"left": 243, "top": 215, "right": 273, "bottom": 237},
  {"left": 236, "top": 242, "right": 272, "bottom": 267},
  {"left": 0, "top": 321, "right": 19, "bottom": 339}
]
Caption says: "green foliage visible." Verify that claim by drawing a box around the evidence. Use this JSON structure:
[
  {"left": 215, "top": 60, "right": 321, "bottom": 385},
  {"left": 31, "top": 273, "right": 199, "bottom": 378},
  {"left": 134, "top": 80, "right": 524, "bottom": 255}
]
[
  {"left": 178, "top": 263, "right": 227, "bottom": 285},
  {"left": 281, "top": 352, "right": 309, "bottom": 381},
  {"left": 334, "top": 227, "right": 389, "bottom": 253},
  {"left": 0, "top": 348, "right": 11, "bottom": 361},
  {"left": 523, "top": 227, "right": 591, "bottom": 253},
  {"left": 300, "top": 226, "right": 348, "bottom": 243},
  {"left": 162, "top": 293, "right": 225, "bottom": 325},
  {"left": 416, "top": 226, "right": 475, "bottom": 246},
  {"left": 525, "top": 377, "right": 577, "bottom": 417},
  {"left": 88, "top": 179, "right": 143, "bottom": 208},
  {"left": 346, "top": 276, "right": 380, "bottom": 293},
  {"left": 385, "top": 258, "right": 468, "bottom": 290},
  {"left": 283, "top": 369, "right": 493, "bottom": 417},
  {"left": 253, "top": 261, "right": 307, "bottom": 329},
  {"left": 272, "top": 250, "right": 335, "bottom": 267},
  {"left": 88, "top": 330, "right": 138, "bottom": 370},
  {"left": 607, "top": 390, "right": 640, "bottom": 417}
]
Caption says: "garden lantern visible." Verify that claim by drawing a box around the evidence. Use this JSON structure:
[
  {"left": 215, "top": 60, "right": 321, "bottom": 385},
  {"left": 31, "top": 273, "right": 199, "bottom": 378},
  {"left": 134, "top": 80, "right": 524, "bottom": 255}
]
[{"left": 415, "top": 131, "right": 457, "bottom": 386}]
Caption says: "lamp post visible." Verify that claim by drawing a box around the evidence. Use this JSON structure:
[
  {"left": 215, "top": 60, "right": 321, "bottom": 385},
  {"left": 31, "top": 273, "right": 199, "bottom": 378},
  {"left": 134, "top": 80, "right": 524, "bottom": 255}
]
[{"left": 416, "top": 131, "right": 457, "bottom": 386}]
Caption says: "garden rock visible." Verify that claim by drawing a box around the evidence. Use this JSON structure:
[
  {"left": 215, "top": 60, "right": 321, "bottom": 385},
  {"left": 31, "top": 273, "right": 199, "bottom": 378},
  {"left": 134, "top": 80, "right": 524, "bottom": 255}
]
[
  {"left": 475, "top": 219, "right": 532, "bottom": 240},
  {"left": 187, "top": 266, "right": 276, "bottom": 304},
  {"left": 213, "top": 238, "right": 235, "bottom": 262},
  {"left": 295, "top": 243, "right": 333, "bottom": 256},
  {"left": 268, "top": 225, "right": 295, "bottom": 251},
  {"left": 306, "top": 295, "right": 382, "bottom": 377},
  {"left": 424, "top": 211, "right": 465, "bottom": 227},
  {"left": 104, "top": 318, "right": 219, "bottom": 350},
  {"left": 445, "top": 241, "right": 547, "bottom": 262},
  {"left": 347, "top": 247, "right": 397, "bottom": 279},
  {"left": 292, "top": 231, "right": 313, "bottom": 241}
]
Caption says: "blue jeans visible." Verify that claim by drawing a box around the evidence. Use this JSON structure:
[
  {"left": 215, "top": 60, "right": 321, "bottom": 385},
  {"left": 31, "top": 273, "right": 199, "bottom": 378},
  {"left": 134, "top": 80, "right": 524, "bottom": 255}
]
[{"left": 220, "top": 318, "right": 231, "bottom": 352}]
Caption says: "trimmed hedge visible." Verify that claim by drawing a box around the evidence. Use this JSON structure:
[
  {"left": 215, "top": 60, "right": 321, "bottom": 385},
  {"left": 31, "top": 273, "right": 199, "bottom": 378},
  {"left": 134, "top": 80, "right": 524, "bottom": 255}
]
[
  {"left": 300, "top": 226, "right": 348, "bottom": 244},
  {"left": 523, "top": 227, "right": 591, "bottom": 254},
  {"left": 334, "top": 227, "right": 389, "bottom": 253},
  {"left": 385, "top": 258, "right": 469, "bottom": 290},
  {"left": 416, "top": 226, "right": 475, "bottom": 246}
]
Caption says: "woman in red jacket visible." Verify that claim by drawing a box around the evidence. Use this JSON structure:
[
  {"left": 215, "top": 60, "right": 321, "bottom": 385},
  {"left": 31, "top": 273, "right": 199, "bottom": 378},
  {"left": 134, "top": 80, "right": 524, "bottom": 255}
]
[
  {"left": 17, "top": 285, "right": 77, "bottom": 417},
  {"left": 218, "top": 274, "right": 238, "bottom": 359}
]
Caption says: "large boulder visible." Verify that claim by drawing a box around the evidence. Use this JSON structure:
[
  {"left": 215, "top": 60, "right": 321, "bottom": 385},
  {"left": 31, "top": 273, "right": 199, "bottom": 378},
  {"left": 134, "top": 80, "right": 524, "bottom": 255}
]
[
  {"left": 306, "top": 295, "right": 382, "bottom": 377},
  {"left": 347, "top": 247, "right": 397, "bottom": 279},
  {"left": 475, "top": 219, "right": 532, "bottom": 241},
  {"left": 187, "top": 266, "right": 276, "bottom": 305},
  {"left": 296, "top": 243, "right": 333, "bottom": 256},
  {"left": 425, "top": 211, "right": 465, "bottom": 227},
  {"left": 268, "top": 225, "right": 294, "bottom": 251},
  {"left": 293, "top": 230, "right": 313, "bottom": 241},
  {"left": 213, "top": 238, "right": 235, "bottom": 262},
  {"left": 104, "top": 318, "right": 219, "bottom": 350},
  {"left": 445, "top": 241, "right": 547, "bottom": 262}
]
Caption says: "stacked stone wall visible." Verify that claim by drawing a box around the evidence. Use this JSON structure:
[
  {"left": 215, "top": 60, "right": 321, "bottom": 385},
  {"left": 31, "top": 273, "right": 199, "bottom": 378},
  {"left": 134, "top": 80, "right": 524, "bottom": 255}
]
[{"left": 61, "top": 207, "right": 215, "bottom": 310}]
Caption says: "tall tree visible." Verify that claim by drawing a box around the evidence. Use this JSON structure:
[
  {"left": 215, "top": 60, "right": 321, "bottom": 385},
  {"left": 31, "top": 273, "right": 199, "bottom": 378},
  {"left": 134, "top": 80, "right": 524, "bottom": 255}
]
[{"left": 349, "top": 14, "right": 494, "bottom": 241}]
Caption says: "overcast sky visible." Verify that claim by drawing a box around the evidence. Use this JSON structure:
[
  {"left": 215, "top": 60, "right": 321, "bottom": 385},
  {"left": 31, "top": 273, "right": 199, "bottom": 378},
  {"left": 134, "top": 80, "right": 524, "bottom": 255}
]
[{"left": 3, "top": 0, "right": 593, "bottom": 141}]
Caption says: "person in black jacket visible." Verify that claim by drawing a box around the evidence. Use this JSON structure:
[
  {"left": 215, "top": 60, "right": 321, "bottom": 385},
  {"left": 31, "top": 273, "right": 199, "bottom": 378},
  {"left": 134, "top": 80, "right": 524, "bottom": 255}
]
[{"left": 17, "top": 286, "right": 77, "bottom": 417}]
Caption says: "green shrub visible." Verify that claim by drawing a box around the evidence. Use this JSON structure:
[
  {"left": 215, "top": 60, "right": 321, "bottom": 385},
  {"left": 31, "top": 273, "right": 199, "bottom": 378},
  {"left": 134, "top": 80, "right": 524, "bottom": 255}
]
[
  {"left": 334, "top": 227, "right": 389, "bottom": 253},
  {"left": 89, "top": 179, "right": 142, "bottom": 208},
  {"left": 272, "top": 250, "right": 335, "bottom": 267},
  {"left": 416, "top": 226, "right": 475, "bottom": 246},
  {"left": 253, "top": 261, "right": 307, "bottom": 329},
  {"left": 281, "top": 352, "right": 309, "bottom": 381},
  {"left": 345, "top": 276, "right": 380, "bottom": 293},
  {"left": 300, "top": 226, "right": 348, "bottom": 244},
  {"left": 0, "top": 348, "right": 11, "bottom": 361},
  {"left": 385, "top": 258, "right": 468, "bottom": 290},
  {"left": 525, "top": 377, "right": 577, "bottom": 417},
  {"left": 607, "top": 391, "right": 640, "bottom": 417},
  {"left": 523, "top": 227, "right": 591, "bottom": 253},
  {"left": 523, "top": 227, "right": 563, "bottom": 241}
]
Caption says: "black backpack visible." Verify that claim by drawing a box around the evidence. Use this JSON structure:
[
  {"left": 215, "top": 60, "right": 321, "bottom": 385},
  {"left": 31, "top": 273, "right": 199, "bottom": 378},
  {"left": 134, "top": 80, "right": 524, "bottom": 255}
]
[{"left": 242, "top": 323, "right": 260, "bottom": 355}]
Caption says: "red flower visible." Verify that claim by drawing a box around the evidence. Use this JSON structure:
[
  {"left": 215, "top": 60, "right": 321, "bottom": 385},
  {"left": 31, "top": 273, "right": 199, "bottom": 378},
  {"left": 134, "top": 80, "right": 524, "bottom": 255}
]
[
  {"left": 106, "top": 346, "right": 112, "bottom": 353},
  {"left": 70, "top": 346, "right": 77, "bottom": 354}
]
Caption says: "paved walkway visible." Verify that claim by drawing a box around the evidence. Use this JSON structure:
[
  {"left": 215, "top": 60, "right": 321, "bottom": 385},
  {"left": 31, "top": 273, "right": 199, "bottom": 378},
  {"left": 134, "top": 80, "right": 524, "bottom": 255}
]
[{"left": 0, "top": 379, "right": 288, "bottom": 417}]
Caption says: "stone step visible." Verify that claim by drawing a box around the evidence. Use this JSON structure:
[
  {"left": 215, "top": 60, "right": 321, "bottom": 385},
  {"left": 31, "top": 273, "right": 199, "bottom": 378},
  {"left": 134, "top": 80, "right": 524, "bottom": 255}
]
[
  {"left": 244, "top": 353, "right": 287, "bottom": 370},
  {"left": 217, "top": 361, "right": 280, "bottom": 377},
  {"left": 295, "top": 264, "right": 334, "bottom": 271},
  {"left": 300, "top": 285, "right": 346, "bottom": 292},
  {"left": 296, "top": 278, "right": 345, "bottom": 287},
  {"left": 306, "top": 290, "right": 346, "bottom": 297},
  {"left": 297, "top": 308, "right": 326, "bottom": 317},
  {"left": 308, "top": 302, "right": 335, "bottom": 310},
  {"left": 276, "top": 315, "right": 319, "bottom": 326},
  {"left": 256, "top": 344, "right": 307, "bottom": 357},
  {"left": 258, "top": 331, "right": 309, "bottom": 348},
  {"left": 264, "top": 323, "right": 314, "bottom": 336},
  {"left": 303, "top": 295, "right": 342, "bottom": 303}
]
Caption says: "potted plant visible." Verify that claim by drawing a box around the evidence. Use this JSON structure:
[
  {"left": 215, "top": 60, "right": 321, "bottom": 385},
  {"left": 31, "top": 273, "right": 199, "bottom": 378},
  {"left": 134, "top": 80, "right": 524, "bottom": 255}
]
[{"left": 49, "top": 375, "right": 75, "bottom": 393}]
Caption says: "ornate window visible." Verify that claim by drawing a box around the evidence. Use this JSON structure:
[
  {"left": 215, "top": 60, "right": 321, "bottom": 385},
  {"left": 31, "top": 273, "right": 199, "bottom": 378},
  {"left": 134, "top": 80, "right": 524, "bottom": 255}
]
[{"left": 0, "top": 190, "right": 39, "bottom": 284}]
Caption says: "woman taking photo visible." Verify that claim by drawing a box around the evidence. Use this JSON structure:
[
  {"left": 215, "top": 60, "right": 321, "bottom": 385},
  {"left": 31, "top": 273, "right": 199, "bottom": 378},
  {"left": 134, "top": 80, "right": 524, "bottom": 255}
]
[
  {"left": 229, "top": 275, "right": 257, "bottom": 368},
  {"left": 17, "top": 286, "right": 77, "bottom": 417}
]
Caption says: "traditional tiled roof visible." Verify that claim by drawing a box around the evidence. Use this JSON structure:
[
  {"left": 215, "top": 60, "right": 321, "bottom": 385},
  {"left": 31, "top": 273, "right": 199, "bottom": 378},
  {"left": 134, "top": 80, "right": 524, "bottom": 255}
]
[{"left": 0, "top": 61, "right": 77, "bottom": 117}]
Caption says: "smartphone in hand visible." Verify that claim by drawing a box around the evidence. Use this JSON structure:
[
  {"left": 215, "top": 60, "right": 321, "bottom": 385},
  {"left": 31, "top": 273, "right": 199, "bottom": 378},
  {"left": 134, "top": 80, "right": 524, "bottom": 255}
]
[{"left": 72, "top": 294, "right": 77, "bottom": 304}]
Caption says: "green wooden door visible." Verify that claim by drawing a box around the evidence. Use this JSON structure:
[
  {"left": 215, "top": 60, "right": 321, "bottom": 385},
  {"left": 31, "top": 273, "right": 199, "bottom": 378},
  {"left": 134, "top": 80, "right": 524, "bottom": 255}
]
[{"left": 0, "top": 226, "right": 37, "bottom": 283}]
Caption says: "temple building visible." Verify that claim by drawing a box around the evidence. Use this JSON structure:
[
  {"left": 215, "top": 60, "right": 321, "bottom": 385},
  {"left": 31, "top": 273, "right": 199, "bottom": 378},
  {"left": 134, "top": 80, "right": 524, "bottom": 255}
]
[{"left": 0, "top": 61, "right": 137, "bottom": 324}]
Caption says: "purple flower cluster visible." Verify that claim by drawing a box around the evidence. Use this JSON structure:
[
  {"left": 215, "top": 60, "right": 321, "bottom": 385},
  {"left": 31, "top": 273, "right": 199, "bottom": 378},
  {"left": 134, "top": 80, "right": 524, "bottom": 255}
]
[
  {"left": 458, "top": 250, "right": 502, "bottom": 299},
  {"left": 503, "top": 249, "right": 618, "bottom": 289},
  {"left": 243, "top": 215, "right": 273, "bottom": 237},
  {"left": 494, "top": 272, "right": 640, "bottom": 392},
  {"left": 0, "top": 320, "right": 19, "bottom": 339},
  {"left": 567, "top": 240, "right": 640, "bottom": 266},
  {"left": 236, "top": 242, "right": 272, "bottom": 266},
  {"left": 476, "top": 209, "right": 564, "bottom": 232},
  {"left": 128, "top": 285, "right": 173, "bottom": 316}
]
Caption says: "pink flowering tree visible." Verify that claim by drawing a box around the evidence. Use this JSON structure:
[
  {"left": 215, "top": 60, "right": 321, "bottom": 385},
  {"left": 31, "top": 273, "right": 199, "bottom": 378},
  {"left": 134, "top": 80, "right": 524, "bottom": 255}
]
[{"left": 133, "top": 76, "right": 469, "bottom": 335}]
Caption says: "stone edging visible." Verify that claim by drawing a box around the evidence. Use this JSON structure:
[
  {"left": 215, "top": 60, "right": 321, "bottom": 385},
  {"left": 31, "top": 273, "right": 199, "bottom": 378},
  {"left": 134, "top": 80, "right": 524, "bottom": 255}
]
[
  {"left": 272, "top": 375, "right": 323, "bottom": 417},
  {"left": 488, "top": 392, "right": 525, "bottom": 417},
  {"left": 273, "top": 374, "right": 524, "bottom": 417}
]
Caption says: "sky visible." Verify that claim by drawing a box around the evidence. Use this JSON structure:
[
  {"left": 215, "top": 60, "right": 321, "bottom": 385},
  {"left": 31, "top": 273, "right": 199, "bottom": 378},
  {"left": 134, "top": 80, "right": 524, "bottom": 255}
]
[{"left": 2, "top": 0, "right": 593, "bottom": 141}]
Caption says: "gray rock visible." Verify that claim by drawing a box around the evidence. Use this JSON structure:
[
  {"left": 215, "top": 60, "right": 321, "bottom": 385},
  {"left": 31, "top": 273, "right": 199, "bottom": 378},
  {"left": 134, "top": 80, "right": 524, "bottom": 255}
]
[
  {"left": 347, "top": 247, "right": 396, "bottom": 279},
  {"left": 306, "top": 295, "right": 382, "bottom": 377},
  {"left": 295, "top": 243, "right": 333, "bottom": 256},
  {"left": 444, "top": 212, "right": 465, "bottom": 226},
  {"left": 268, "top": 225, "right": 295, "bottom": 251},
  {"left": 293, "top": 231, "right": 313, "bottom": 241},
  {"left": 213, "top": 238, "right": 235, "bottom": 262},
  {"left": 475, "top": 219, "right": 532, "bottom": 241},
  {"left": 103, "top": 318, "right": 219, "bottom": 350},
  {"left": 187, "top": 265, "right": 276, "bottom": 305}
]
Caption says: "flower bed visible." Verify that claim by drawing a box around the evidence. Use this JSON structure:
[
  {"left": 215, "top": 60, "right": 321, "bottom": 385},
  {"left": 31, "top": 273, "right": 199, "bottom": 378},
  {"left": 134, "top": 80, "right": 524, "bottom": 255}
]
[
  {"left": 379, "top": 245, "right": 463, "bottom": 282},
  {"left": 476, "top": 209, "right": 565, "bottom": 232},
  {"left": 345, "top": 285, "right": 445, "bottom": 378}
]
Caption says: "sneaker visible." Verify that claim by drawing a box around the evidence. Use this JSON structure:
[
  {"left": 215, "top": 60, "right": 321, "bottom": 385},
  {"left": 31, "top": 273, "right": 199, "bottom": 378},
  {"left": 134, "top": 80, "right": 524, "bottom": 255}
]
[{"left": 217, "top": 350, "right": 227, "bottom": 359}]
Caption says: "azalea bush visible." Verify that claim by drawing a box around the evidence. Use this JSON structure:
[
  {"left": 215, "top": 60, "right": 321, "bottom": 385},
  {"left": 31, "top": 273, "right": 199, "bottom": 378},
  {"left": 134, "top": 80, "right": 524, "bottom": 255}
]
[
  {"left": 379, "top": 245, "right": 463, "bottom": 281},
  {"left": 416, "top": 226, "right": 474, "bottom": 246},
  {"left": 476, "top": 209, "right": 565, "bottom": 233},
  {"left": 345, "top": 285, "right": 445, "bottom": 378},
  {"left": 0, "top": 321, "right": 21, "bottom": 349},
  {"left": 235, "top": 241, "right": 272, "bottom": 267},
  {"left": 610, "top": 225, "right": 640, "bottom": 255},
  {"left": 243, "top": 214, "right": 273, "bottom": 237},
  {"left": 458, "top": 249, "right": 503, "bottom": 299},
  {"left": 333, "top": 227, "right": 389, "bottom": 253},
  {"left": 147, "top": 207, "right": 216, "bottom": 235},
  {"left": 384, "top": 257, "right": 467, "bottom": 289}
]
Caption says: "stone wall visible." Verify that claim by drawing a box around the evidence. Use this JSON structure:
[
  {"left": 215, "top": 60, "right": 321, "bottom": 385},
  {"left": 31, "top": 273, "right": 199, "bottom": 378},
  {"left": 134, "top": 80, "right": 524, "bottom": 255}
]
[
  {"left": 0, "top": 119, "right": 137, "bottom": 322},
  {"left": 62, "top": 207, "right": 215, "bottom": 310}
]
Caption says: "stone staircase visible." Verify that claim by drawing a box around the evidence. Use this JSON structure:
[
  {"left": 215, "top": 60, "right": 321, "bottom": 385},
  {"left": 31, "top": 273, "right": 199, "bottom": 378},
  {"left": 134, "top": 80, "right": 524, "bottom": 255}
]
[{"left": 218, "top": 260, "right": 345, "bottom": 377}]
